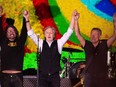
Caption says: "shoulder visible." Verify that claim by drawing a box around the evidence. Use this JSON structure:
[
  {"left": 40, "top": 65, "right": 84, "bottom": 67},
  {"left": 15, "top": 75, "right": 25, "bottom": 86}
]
[
  {"left": 83, "top": 40, "right": 92, "bottom": 49},
  {"left": 85, "top": 40, "right": 92, "bottom": 45}
]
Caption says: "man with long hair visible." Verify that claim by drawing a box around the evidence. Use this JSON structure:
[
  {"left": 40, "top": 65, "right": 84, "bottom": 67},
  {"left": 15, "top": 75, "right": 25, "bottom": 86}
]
[{"left": 0, "top": 7, "right": 29, "bottom": 87}]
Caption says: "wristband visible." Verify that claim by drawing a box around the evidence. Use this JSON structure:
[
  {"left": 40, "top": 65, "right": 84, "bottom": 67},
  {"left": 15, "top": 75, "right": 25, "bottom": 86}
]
[{"left": 26, "top": 20, "right": 29, "bottom": 23}]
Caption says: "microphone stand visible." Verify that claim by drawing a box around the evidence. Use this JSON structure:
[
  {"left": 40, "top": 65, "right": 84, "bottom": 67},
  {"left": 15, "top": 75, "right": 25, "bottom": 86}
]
[
  {"left": 66, "top": 51, "right": 71, "bottom": 78},
  {"left": 36, "top": 38, "right": 41, "bottom": 87}
]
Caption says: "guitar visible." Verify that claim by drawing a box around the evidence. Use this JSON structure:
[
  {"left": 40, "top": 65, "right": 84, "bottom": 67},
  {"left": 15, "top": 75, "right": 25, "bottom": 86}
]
[{"left": 73, "top": 78, "right": 84, "bottom": 87}]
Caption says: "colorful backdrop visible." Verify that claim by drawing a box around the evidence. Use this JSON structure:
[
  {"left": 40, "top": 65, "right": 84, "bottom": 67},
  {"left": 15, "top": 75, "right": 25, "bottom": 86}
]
[{"left": 0, "top": 0, "right": 116, "bottom": 71}]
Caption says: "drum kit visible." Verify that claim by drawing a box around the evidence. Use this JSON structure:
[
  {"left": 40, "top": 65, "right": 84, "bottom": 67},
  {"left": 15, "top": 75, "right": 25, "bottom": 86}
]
[
  {"left": 60, "top": 48, "right": 116, "bottom": 87},
  {"left": 60, "top": 47, "right": 85, "bottom": 87},
  {"left": 107, "top": 52, "right": 116, "bottom": 79},
  {"left": 60, "top": 47, "right": 84, "bottom": 78}
]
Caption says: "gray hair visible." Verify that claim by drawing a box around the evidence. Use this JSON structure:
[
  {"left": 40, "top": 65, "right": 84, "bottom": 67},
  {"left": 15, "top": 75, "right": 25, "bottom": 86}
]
[{"left": 44, "top": 26, "right": 56, "bottom": 37}]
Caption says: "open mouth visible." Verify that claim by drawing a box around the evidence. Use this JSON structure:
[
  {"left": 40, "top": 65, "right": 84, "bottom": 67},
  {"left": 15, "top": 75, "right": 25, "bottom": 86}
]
[
  {"left": 48, "top": 36, "right": 51, "bottom": 38},
  {"left": 10, "top": 34, "right": 14, "bottom": 37}
]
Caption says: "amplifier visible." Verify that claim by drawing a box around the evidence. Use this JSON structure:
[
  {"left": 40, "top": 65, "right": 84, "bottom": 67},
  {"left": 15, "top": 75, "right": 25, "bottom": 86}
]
[{"left": 23, "top": 76, "right": 71, "bottom": 87}]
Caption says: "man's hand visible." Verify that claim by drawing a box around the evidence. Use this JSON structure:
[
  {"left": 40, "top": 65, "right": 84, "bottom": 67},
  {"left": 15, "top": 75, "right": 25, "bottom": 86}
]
[
  {"left": 73, "top": 10, "right": 80, "bottom": 21},
  {"left": 23, "top": 10, "right": 29, "bottom": 21}
]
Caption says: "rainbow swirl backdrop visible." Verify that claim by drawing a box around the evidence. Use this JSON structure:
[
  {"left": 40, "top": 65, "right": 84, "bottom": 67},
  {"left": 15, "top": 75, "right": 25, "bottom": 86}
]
[{"left": 0, "top": 0, "right": 116, "bottom": 70}]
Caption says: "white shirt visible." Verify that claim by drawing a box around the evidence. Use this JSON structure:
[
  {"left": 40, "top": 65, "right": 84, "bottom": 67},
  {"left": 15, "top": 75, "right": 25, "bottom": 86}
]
[{"left": 27, "top": 27, "right": 73, "bottom": 54}]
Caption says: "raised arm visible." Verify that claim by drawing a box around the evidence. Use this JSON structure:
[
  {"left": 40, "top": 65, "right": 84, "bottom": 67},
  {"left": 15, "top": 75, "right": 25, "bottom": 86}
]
[
  {"left": 74, "top": 10, "right": 85, "bottom": 47},
  {"left": 19, "top": 10, "right": 30, "bottom": 45},
  {"left": 23, "top": 10, "right": 31, "bottom": 31},
  {"left": 0, "top": 6, "right": 5, "bottom": 42},
  {"left": 0, "top": 6, "right": 3, "bottom": 31},
  {"left": 58, "top": 10, "right": 75, "bottom": 46},
  {"left": 57, "top": 11, "right": 76, "bottom": 54},
  {"left": 107, "top": 13, "right": 116, "bottom": 47},
  {"left": 25, "top": 11, "right": 41, "bottom": 46},
  {"left": 0, "top": 13, "right": 3, "bottom": 42}
]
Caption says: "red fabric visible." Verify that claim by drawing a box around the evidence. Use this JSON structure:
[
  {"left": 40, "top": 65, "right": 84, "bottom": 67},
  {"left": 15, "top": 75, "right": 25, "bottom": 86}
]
[
  {"left": 110, "top": 0, "right": 116, "bottom": 7},
  {"left": 32, "top": 0, "right": 61, "bottom": 39},
  {"left": 32, "top": 0, "right": 76, "bottom": 45},
  {"left": 24, "top": 46, "right": 31, "bottom": 55},
  {"left": 1, "top": 14, "right": 8, "bottom": 30}
]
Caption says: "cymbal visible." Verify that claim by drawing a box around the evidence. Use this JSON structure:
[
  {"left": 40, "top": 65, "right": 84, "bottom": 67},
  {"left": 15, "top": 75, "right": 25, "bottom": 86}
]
[{"left": 63, "top": 47, "right": 83, "bottom": 52}]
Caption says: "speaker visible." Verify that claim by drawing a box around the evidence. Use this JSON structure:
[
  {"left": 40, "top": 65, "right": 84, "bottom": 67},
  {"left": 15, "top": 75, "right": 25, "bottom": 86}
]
[
  {"left": 23, "top": 76, "right": 37, "bottom": 87},
  {"left": 23, "top": 76, "right": 71, "bottom": 87},
  {"left": 60, "top": 78, "right": 71, "bottom": 87}
]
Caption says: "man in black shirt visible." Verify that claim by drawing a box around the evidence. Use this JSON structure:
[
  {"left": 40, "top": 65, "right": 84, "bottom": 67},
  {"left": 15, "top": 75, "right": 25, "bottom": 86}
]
[
  {"left": 0, "top": 7, "right": 29, "bottom": 87},
  {"left": 74, "top": 9, "right": 116, "bottom": 87}
]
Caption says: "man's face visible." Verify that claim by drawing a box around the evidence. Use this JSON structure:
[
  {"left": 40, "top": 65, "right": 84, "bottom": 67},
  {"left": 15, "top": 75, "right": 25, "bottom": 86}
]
[
  {"left": 7, "top": 27, "right": 16, "bottom": 41},
  {"left": 90, "top": 30, "right": 101, "bottom": 44},
  {"left": 44, "top": 28, "right": 55, "bottom": 42}
]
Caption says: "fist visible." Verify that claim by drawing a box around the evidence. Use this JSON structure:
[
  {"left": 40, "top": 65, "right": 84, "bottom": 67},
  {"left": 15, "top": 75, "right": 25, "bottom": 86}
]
[{"left": 23, "top": 10, "right": 28, "bottom": 16}]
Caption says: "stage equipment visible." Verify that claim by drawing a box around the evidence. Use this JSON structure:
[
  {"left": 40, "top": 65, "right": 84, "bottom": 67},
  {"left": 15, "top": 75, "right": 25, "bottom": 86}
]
[
  {"left": 107, "top": 51, "right": 116, "bottom": 79},
  {"left": 60, "top": 48, "right": 82, "bottom": 78},
  {"left": 23, "top": 76, "right": 71, "bottom": 87},
  {"left": 69, "top": 61, "right": 85, "bottom": 87}
]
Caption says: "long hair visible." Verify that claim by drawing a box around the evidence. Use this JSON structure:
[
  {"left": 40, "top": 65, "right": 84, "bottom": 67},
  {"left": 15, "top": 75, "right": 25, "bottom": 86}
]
[{"left": 5, "top": 25, "right": 19, "bottom": 41}]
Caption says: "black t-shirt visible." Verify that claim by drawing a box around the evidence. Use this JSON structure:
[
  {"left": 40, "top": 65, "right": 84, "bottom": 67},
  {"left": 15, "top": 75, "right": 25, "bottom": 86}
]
[
  {"left": 0, "top": 17, "right": 27, "bottom": 71},
  {"left": 84, "top": 40, "right": 108, "bottom": 75}
]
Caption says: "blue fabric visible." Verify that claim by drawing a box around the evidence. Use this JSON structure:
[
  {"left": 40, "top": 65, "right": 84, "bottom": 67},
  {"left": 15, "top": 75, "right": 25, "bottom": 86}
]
[{"left": 95, "top": 0, "right": 116, "bottom": 16}]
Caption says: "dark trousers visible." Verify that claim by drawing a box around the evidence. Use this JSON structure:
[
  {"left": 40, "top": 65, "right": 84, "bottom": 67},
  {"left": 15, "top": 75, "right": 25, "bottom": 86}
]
[
  {"left": 1, "top": 73, "right": 23, "bottom": 87},
  {"left": 84, "top": 73, "right": 115, "bottom": 87},
  {"left": 39, "top": 72, "right": 60, "bottom": 87}
]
